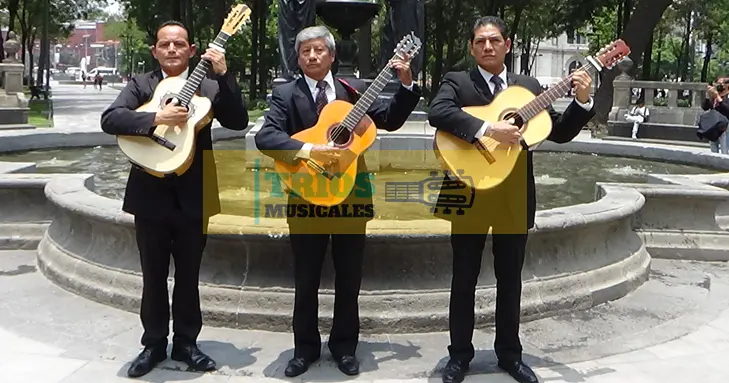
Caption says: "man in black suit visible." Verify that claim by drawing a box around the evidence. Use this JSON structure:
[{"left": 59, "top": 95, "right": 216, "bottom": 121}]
[
  {"left": 427, "top": 16, "right": 595, "bottom": 383},
  {"left": 700, "top": 77, "right": 729, "bottom": 154},
  {"left": 254, "top": 25, "right": 421, "bottom": 377},
  {"left": 100, "top": 20, "right": 248, "bottom": 378}
]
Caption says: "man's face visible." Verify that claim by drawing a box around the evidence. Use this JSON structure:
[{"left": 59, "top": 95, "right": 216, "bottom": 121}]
[
  {"left": 152, "top": 25, "right": 196, "bottom": 74},
  {"left": 297, "top": 38, "right": 334, "bottom": 80},
  {"left": 470, "top": 24, "right": 511, "bottom": 71}
]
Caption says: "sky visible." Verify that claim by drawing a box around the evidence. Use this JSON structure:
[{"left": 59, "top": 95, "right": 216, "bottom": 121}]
[{"left": 104, "top": 0, "right": 123, "bottom": 16}]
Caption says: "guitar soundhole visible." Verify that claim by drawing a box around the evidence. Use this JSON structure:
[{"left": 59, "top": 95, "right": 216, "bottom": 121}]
[
  {"left": 327, "top": 124, "right": 352, "bottom": 146},
  {"left": 503, "top": 111, "right": 525, "bottom": 128},
  {"left": 160, "top": 93, "right": 190, "bottom": 112}
]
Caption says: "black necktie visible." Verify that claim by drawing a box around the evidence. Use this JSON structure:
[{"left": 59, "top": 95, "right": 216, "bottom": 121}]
[
  {"left": 315, "top": 80, "right": 328, "bottom": 114},
  {"left": 491, "top": 75, "right": 504, "bottom": 96}
]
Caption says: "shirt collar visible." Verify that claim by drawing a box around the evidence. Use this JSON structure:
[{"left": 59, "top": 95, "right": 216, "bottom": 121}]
[
  {"left": 162, "top": 68, "right": 189, "bottom": 79},
  {"left": 477, "top": 64, "right": 507, "bottom": 87},
  {"left": 304, "top": 71, "right": 335, "bottom": 91}
]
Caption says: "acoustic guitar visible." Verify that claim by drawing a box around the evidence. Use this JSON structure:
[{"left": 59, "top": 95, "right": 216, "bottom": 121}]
[
  {"left": 273, "top": 32, "right": 422, "bottom": 207},
  {"left": 433, "top": 39, "right": 631, "bottom": 191},
  {"left": 117, "top": 4, "right": 251, "bottom": 178}
]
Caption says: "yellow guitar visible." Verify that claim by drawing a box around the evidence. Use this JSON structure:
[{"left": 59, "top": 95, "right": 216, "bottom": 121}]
[
  {"left": 117, "top": 5, "right": 251, "bottom": 178},
  {"left": 433, "top": 39, "right": 631, "bottom": 190}
]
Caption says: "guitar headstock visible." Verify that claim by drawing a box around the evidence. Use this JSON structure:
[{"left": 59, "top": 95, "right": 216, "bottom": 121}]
[
  {"left": 393, "top": 31, "right": 422, "bottom": 62},
  {"left": 593, "top": 39, "right": 631, "bottom": 70},
  {"left": 221, "top": 4, "right": 252, "bottom": 35}
]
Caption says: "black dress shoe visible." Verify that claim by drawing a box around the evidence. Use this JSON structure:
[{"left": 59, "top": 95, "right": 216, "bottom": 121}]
[
  {"left": 442, "top": 359, "right": 469, "bottom": 383},
  {"left": 127, "top": 345, "right": 167, "bottom": 378},
  {"left": 170, "top": 343, "right": 216, "bottom": 372},
  {"left": 284, "top": 356, "right": 316, "bottom": 377},
  {"left": 498, "top": 360, "right": 539, "bottom": 383},
  {"left": 336, "top": 355, "right": 359, "bottom": 376}
]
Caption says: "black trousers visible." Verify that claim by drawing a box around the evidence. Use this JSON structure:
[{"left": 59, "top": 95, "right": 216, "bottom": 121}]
[
  {"left": 134, "top": 212, "right": 209, "bottom": 348},
  {"left": 447, "top": 232, "right": 528, "bottom": 364},
  {"left": 288, "top": 221, "right": 367, "bottom": 361}
]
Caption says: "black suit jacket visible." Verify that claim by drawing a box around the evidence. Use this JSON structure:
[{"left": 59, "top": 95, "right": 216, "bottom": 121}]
[
  {"left": 254, "top": 75, "right": 422, "bottom": 223},
  {"left": 428, "top": 68, "right": 595, "bottom": 231},
  {"left": 100, "top": 69, "right": 249, "bottom": 221},
  {"left": 701, "top": 97, "right": 729, "bottom": 117}
]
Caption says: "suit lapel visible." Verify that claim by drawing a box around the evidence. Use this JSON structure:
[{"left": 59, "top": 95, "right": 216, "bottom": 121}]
[
  {"left": 470, "top": 68, "right": 493, "bottom": 103},
  {"left": 293, "top": 77, "right": 318, "bottom": 130},
  {"left": 506, "top": 72, "right": 518, "bottom": 87},
  {"left": 333, "top": 77, "right": 350, "bottom": 102}
]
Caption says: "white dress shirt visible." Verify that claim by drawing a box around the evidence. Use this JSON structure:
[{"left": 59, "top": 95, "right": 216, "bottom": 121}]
[
  {"left": 473, "top": 65, "right": 594, "bottom": 140},
  {"left": 296, "top": 71, "right": 414, "bottom": 159},
  {"left": 162, "top": 68, "right": 189, "bottom": 79}
]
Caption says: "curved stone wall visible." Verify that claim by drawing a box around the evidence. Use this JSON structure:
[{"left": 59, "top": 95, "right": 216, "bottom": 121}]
[
  {"left": 2, "top": 129, "right": 729, "bottom": 333},
  {"left": 35, "top": 173, "right": 650, "bottom": 333}
]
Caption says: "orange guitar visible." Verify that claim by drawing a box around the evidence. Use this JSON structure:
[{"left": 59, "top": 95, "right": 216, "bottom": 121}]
[{"left": 273, "top": 32, "right": 422, "bottom": 207}]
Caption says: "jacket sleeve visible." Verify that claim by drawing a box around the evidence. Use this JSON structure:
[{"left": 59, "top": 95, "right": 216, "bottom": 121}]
[
  {"left": 254, "top": 86, "right": 306, "bottom": 165},
  {"left": 544, "top": 79, "right": 595, "bottom": 144},
  {"left": 364, "top": 82, "right": 422, "bottom": 132},
  {"left": 100, "top": 76, "right": 157, "bottom": 136},
  {"left": 427, "top": 72, "right": 485, "bottom": 143}
]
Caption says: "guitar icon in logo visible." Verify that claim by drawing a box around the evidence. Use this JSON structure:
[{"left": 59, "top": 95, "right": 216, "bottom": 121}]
[{"left": 384, "top": 170, "right": 475, "bottom": 215}]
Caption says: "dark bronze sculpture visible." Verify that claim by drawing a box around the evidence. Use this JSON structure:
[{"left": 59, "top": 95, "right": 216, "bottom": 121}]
[
  {"left": 378, "top": 0, "right": 424, "bottom": 78},
  {"left": 277, "top": 0, "right": 317, "bottom": 79}
]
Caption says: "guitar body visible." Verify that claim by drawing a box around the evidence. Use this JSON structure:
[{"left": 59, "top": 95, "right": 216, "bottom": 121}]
[
  {"left": 117, "top": 76, "right": 213, "bottom": 178},
  {"left": 434, "top": 85, "right": 553, "bottom": 190},
  {"left": 273, "top": 100, "right": 377, "bottom": 207}
]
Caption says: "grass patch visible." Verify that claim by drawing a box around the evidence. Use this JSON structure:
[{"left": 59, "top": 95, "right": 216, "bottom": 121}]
[
  {"left": 28, "top": 99, "right": 52, "bottom": 128},
  {"left": 249, "top": 108, "right": 264, "bottom": 120}
]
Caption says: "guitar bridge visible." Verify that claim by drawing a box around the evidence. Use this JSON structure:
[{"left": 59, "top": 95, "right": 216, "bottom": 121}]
[{"left": 475, "top": 140, "right": 496, "bottom": 164}]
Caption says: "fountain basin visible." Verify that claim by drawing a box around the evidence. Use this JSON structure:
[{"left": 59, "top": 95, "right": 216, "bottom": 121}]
[
  {"left": 3, "top": 126, "right": 729, "bottom": 333},
  {"left": 33, "top": 172, "right": 649, "bottom": 332},
  {"left": 316, "top": 0, "right": 381, "bottom": 38}
]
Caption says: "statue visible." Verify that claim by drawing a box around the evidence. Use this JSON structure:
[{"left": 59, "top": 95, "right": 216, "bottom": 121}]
[
  {"left": 378, "top": 0, "right": 424, "bottom": 79},
  {"left": 277, "top": 0, "right": 317, "bottom": 79},
  {"left": 3, "top": 32, "right": 20, "bottom": 63}
]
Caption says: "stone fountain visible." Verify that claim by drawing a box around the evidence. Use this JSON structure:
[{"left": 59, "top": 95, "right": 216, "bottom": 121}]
[
  {"left": 316, "top": 0, "right": 381, "bottom": 78},
  {"left": 0, "top": 31, "right": 34, "bottom": 130}
]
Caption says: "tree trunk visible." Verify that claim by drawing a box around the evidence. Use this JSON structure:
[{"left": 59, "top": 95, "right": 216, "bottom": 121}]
[
  {"left": 653, "top": 28, "right": 664, "bottom": 80},
  {"left": 257, "top": 0, "right": 268, "bottom": 96},
  {"left": 701, "top": 32, "right": 712, "bottom": 82},
  {"left": 171, "top": 0, "right": 181, "bottom": 20},
  {"left": 640, "top": 30, "right": 653, "bottom": 100},
  {"left": 622, "top": 0, "right": 632, "bottom": 29},
  {"left": 594, "top": 0, "right": 673, "bottom": 124},
  {"left": 445, "top": 0, "right": 462, "bottom": 70},
  {"left": 505, "top": 4, "right": 523, "bottom": 73},
  {"left": 249, "top": 0, "right": 259, "bottom": 100},
  {"left": 428, "top": 0, "right": 444, "bottom": 102},
  {"left": 615, "top": 2, "right": 623, "bottom": 38}
]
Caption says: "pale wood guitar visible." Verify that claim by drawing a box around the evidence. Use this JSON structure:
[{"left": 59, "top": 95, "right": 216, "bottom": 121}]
[
  {"left": 433, "top": 39, "right": 631, "bottom": 191},
  {"left": 117, "top": 4, "right": 251, "bottom": 178},
  {"left": 273, "top": 32, "right": 422, "bottom": 207}
]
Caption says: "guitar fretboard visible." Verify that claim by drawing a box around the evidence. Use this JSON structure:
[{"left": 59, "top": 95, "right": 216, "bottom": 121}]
[
  {"left": 516, "top": 60, "right": 599, "bottom": 121},
  {"left": 176, "top": 31, "right": 231, "bottom": 107},
  {"left": 337, "top": 53, "right": 402, "bottom": 135}
]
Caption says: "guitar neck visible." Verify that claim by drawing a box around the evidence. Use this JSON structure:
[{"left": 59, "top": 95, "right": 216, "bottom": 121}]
[
  {"left": 177, "top": 31, "right": 232, "bottom": 107},
  {"left": 516, "top": 60, "right": 599, "bottom": 121},
  {"left": 340, "top": 61, "right": 396, "bottom": 131}
]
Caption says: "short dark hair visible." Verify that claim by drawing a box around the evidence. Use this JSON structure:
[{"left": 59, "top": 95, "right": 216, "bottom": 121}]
[
  {"left": 471, "top": 16, "right": 508, "bottom": 42},
  {"left": 155, "top": 20, "right": 188, "bottom": 44}
]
